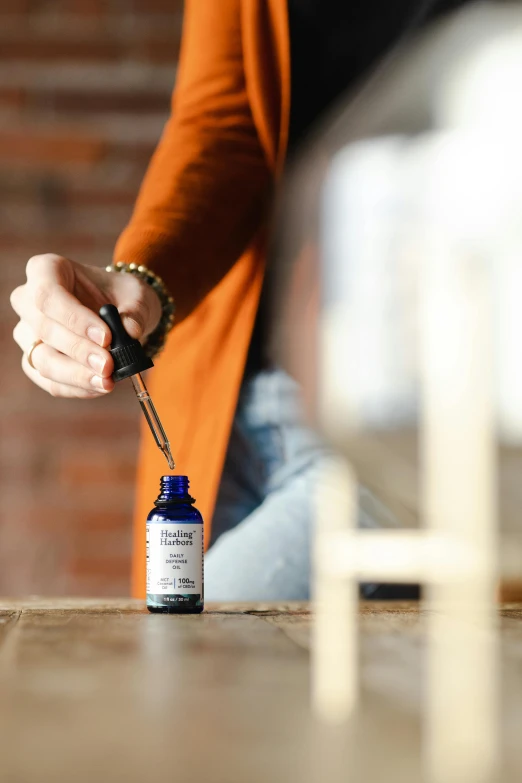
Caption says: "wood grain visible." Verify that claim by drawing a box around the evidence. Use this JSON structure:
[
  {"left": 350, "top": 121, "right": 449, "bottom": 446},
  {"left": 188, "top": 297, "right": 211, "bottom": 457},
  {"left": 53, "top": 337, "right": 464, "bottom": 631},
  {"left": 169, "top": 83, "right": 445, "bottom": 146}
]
[{"left": 0, "top": 601, "right": 520, "bottom": 782}]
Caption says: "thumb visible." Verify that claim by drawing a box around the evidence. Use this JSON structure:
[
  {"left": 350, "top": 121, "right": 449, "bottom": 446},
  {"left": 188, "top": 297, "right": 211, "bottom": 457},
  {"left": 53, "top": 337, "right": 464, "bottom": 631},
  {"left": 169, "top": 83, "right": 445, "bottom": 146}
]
[
  {"left": 120, "top": 290, "right": 161, "bottom": 341},
  {"left": 108, "top": 271, "right": 161, "bottom": 342},
  {"left": 121, "top": 311, "right": 146, "bottom": 341}
]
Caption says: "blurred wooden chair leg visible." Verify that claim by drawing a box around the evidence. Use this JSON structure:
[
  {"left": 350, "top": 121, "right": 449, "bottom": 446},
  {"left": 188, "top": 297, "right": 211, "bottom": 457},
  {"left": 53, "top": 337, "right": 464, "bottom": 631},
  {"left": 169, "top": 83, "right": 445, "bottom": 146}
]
[
  {"left": 420, "top": 204, "right": 498, "bottom": 783},
  {"left": 312, "top": 457, "right": 358, "bottom": 723}
]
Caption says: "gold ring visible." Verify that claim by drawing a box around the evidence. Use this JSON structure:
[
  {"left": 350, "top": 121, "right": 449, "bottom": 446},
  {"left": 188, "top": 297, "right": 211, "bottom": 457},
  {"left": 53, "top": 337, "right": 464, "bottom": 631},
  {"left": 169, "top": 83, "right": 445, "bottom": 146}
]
[{"left": 26, "top": 339, "right": 43, "bottom": 370}]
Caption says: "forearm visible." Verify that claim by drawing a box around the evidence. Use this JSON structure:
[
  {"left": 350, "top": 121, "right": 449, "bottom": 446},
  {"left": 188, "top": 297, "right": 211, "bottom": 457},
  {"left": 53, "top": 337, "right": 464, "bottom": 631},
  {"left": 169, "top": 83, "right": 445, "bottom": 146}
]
[
  {"left": 113, "top": 0, "right": 273, "bottom": 323},
  {"left": 114, "top": 119, "right": 272, "bottom": 322}
]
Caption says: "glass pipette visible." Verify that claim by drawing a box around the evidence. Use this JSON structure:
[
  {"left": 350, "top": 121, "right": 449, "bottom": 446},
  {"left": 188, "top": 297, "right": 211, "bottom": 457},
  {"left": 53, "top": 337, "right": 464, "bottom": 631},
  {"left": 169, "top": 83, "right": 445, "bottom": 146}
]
[{"left": 99, "top": 304, "right": 175, "bottom": 471}]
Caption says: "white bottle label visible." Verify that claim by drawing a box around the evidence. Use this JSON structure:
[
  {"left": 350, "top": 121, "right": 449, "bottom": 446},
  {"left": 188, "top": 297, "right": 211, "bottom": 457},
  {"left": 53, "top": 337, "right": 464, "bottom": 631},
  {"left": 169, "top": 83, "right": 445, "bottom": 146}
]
[{"left": 146, "top": 522, "right": 203, "bottom": 595}]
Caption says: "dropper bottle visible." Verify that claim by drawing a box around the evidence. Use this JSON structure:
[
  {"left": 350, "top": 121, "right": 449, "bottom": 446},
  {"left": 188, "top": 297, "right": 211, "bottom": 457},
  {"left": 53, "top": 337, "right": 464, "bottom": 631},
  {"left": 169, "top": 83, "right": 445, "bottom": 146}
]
[{"left": 99, "top": 304, "right": 175, "bottom": 470}]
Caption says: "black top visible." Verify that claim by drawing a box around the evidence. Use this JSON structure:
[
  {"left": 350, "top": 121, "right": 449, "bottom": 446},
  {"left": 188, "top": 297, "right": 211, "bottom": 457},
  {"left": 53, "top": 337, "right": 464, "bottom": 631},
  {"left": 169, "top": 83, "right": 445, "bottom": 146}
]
[
  {"left": 245, "top": 0, "right": 472, "bottom": 376},
  {"left": 288, "top": 0, "right": 469, "bottom": 153}
]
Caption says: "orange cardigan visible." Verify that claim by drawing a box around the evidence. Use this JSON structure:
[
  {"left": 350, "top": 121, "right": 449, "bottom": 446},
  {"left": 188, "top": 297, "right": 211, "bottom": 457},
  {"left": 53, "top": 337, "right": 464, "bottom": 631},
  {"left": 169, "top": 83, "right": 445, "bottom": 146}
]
[{"left": 114, "top": 0, "right": 290, "bottom": 597}]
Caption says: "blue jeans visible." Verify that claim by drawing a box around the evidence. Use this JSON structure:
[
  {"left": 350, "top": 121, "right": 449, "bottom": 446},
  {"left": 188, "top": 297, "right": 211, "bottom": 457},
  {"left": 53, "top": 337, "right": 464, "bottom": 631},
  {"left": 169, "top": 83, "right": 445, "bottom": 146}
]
[{"left": 205, "top": 368, "right": 417, "bottom": 601}]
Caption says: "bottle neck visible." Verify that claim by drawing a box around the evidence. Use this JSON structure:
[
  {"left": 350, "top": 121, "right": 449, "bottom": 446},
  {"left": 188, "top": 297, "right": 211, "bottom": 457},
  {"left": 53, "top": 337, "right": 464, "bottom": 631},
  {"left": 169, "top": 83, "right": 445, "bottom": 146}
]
[{"left": 155, "top": 476, "right": 195, "bottom": 506}]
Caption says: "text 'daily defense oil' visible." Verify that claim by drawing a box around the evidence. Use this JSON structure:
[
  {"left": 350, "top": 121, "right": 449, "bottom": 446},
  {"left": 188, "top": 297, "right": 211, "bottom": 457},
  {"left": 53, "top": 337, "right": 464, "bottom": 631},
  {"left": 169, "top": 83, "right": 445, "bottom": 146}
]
[{"left": 146, "top": 476, "right": 204, "bottom": 613}]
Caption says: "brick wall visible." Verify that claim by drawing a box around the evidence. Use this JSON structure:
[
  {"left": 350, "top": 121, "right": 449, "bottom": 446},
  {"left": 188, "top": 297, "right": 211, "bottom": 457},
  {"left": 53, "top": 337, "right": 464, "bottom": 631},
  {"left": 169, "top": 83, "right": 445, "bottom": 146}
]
[{"left": 0, "top": 0, "right": 183, "bottom": 596}]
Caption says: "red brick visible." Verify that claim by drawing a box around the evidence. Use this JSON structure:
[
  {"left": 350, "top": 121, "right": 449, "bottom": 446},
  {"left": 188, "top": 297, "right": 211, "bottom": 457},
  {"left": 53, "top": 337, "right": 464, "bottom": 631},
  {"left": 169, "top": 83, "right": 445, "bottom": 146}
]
[
  {"left": 69, "top": 530, "right": 133, "bottom": 560},
  {"left": 138, "top": 36, "right": 181, "bottom": 64},
  {"left": 132, "top": 0, "right": 183, "bottom": 14},
  {"left": 0, "top": 0, "right": 30, "bottom": 14},
  {"left": 37, "top": 0, "right": 109, "bottom": 15},
  {"left": 0, "top": 34, "right": 181, "bottom": 65},
  {"left": 0, "top": 140, "right": 154, "bottom": 173},
  {"left": 0, "top": 87, "right": 25, "bottom": 109},
  {"left": 67, "top": 186, "right": 137, "bottom": 207},
  {"left": 32, "top": 88, "right": 169, "bottom": 115},
  {"left": 29, "top": 507, "right": 133, "bottom": 533},
  {"left": 0, "top": 476, "right": 135, "bottom": 517},
  {"left": 30, "top": 0, "right": 179, "bottom": 15},
  {"left": 11, "top": 0, "right": 108, "bottom": 14},
  {"left": 0, "top": 233, "right": 115, "bottom": 253},
  {"left": 66, "top": 574, "right": 131, "bottom": 597},
  {"left": 57, "top": 448, "right": 137, "bottom": 488},
  {"left": 109, "top": 140, "right": 156, "bottom": 166},
  {"left": 0, "top": 39, "right": 124, "bottom": 63},
  {"left": 0, "top": 181, "right": 138, "bottom": 208},
  {"left": 0, "top": 203, "right": 134, "bottom": 239},
  {"left": 0, "top": 0, "right": 181, "bottom": 599},
  {"left": 46, "top": 487, "right": 135, "bottom": 517},
  {"left": 67, "top": 555, "right": 131, "bottom": 580},
  {"left": 59, "top": 465, "right": 136, "bottom": 491},
  {"left": 1, "top": 411, "right": 139, "bottom": 440},
  {"left": 0, "top": 129, "right": 106, "bottom": 165}
]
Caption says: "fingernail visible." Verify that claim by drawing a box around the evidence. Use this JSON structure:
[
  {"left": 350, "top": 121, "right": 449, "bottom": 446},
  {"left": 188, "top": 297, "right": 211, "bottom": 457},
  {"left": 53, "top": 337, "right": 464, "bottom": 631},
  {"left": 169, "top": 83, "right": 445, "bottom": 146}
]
[
  {"left": 87, "top": 326, "right": 106, "bottom": 347},
  {"left": 88, "top": 354, "right": 106, "bottom": 375},
  {"left": 122, "top": 315, "right": 142, "bottom": 339},
  {"left": 90, "top": 375, "right": 108, "bottom": 391}
]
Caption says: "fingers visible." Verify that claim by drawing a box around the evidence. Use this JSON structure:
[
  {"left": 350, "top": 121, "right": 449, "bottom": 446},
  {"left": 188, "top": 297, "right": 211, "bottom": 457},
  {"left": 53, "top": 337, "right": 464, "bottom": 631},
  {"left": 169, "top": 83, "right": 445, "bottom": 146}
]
[
  {"left": 11, "top": 281, "right": 110, "bottom": 349},
  {"left": 10, "top": 252, "right": 162, "bottom": 401},
  {"left": 104, "top": 267, "right": 162, "bottom": 340},
  {"left": 10, "top": 254, "right": 113, "bottom": 379},
  {"left": 12, "top": 315, "right": 113, "bottom": 379},
  {"left": 11, "top": 254, "right": 112, "bottom": 347},
  {"left": 13, "top": 321, "right": 114, "bottom": 397},
  {"left": 21, "top": 353, "right": 111, "bottom": 399},
  {"left": 117, "top": 277, "right": 159, "bottom": 340}
]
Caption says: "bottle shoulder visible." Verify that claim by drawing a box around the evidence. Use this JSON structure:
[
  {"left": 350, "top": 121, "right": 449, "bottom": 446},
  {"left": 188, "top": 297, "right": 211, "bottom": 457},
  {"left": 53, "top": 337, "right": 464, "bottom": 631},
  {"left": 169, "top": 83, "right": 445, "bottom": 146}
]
[{"left": 147, "top": 504, "right": 203, "bottom": 524}]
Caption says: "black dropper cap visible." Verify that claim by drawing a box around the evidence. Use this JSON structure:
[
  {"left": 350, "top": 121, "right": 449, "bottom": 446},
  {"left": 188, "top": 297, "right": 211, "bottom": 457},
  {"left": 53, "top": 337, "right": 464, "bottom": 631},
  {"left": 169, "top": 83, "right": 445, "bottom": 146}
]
[{"left": 99, "top": 304, "right": 153, "bottom": 382}]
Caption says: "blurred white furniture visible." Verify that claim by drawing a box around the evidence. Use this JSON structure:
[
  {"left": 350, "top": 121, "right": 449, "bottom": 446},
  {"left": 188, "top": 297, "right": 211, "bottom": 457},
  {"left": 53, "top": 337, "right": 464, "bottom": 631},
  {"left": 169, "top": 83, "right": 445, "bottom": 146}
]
[{"left": 310, "top": 6, "right": 522, "bottom": 782}]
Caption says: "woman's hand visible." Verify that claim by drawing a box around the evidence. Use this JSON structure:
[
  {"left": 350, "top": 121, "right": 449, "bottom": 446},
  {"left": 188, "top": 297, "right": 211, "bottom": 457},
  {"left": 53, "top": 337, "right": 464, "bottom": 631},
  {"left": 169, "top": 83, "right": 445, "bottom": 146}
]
[{"left": 10, "top": 254, "right": 162, "bottom": 398}]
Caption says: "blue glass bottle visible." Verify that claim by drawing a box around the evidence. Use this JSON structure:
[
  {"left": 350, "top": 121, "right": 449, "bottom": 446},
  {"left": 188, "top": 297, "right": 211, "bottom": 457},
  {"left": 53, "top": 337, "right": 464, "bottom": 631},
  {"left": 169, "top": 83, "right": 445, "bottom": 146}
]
[{"left": 146, "top": 476, "right": 204, "bottom": 614}]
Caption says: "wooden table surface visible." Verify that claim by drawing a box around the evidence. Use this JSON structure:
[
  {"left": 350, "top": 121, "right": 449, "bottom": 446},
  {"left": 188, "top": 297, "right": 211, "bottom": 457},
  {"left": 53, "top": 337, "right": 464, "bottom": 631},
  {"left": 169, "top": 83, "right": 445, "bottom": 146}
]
[{"left": 0, "top": 600, "right": 521, "bottom": 783}]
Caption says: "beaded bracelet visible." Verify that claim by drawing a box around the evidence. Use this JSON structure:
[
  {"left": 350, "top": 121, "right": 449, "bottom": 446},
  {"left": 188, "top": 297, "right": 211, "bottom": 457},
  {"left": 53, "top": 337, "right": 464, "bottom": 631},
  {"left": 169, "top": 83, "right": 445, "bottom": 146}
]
[{"left": 105, "top": 261, "right": 176, "bottom": 359}]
